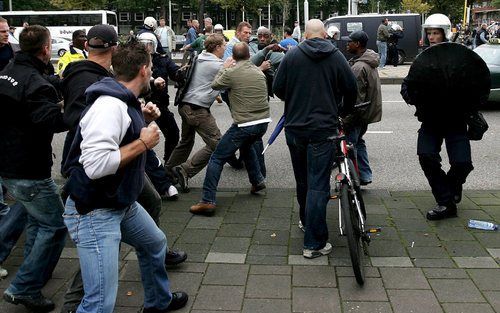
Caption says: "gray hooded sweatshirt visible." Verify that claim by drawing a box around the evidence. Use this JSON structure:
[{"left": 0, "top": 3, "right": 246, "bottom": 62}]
[{"left": 182, "top": 51, "right": 224, "bottom": 108}]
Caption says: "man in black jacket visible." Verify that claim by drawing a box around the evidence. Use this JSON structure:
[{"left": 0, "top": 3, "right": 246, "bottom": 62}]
[
  {"left": 0, "top": 25, "right": 68, "bottom": 313},
  {"left": 273, "top": 19, "right": 357, "bottom": 259}
]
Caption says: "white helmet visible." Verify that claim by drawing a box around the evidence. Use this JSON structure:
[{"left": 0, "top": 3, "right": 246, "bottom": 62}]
[
  {"left": 144, "top": 16, "right": 157, "bottom": 30},
  {"left": 327, "top": 25, "right": 340, "bottom": 39},
  {"left": 137, "top": 32, "right": 158, "bottom": 54},
  {"left": 214, "top": 24, "right": 224, "bottom": 31},
  {"left": 391, "top": 24, "right": 402, "bottom": 31},
  {"left": 422, "top": 13, "right": 452, "bottom": 40}
]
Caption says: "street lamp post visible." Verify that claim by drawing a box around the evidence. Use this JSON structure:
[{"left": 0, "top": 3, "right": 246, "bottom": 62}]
[
  {"left": 168, "top": 0, "right": 172, "bottom": 29},
  {"left": 304, "top": 0, "right": 309, "bottom": 23},
  {"left": 258, "top": 8, "right": 263, "bottom": 27},
  {"left": 268, "top": 1, "right": 271, "bottom": 29},
  {"left": 242, "top": 5, "right": 245, "bottom": 22}
]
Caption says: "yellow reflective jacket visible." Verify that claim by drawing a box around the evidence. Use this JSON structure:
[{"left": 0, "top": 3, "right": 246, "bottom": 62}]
[{"left": 56, "top": 47, "right": 86, "bottom": 76}]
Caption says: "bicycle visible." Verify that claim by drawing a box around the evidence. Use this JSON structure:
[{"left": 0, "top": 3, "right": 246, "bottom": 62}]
[{"left": 329, "top": 108, "right": 373, "bottom": 286}]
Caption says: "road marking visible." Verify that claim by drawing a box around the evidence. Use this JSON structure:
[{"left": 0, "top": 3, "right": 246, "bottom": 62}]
[{"left": 367, "top": 131, "right": 394, "bottom": 134}]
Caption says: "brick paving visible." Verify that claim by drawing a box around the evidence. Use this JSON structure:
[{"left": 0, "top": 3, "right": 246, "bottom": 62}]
[{"left": 0, "top": 188, "right": 499, "bottom": 313}]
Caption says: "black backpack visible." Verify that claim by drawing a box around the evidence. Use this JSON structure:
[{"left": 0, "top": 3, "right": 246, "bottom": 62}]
[{"left": 174, "top": 52, "right": 198, "bottom": 106}]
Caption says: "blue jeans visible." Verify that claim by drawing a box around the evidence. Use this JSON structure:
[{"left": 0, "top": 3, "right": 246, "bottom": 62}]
[
  {"left": 285, "top": 132, "right": 336, "bottom": 250},
  {"left": 64, "top": 198, "right": 172, "bottom": 313},
  {"left": 346, "top": 124, "right": 372, "bottom": 182},
  {"left": 202, "top": 123, "right": 268, "bottom": 204},
  {"left": 1, "top": 178, "right": 66, "bottom": 296},
  {"left": 376, "top": 40, "right": 387, "bottom": 68},
  {"left": 0, "top": 202, "right": 28, "bottom": 263}
]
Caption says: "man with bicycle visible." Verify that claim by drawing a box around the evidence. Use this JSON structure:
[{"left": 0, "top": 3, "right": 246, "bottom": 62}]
[{"left": 273, "top": 19, "right": 357, "bottom": 258}]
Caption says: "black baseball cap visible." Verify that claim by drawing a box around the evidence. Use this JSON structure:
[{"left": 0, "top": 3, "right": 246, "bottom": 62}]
[
  {"left": 87, "top": 24, "right": 118, "bottom": 48},
  {"left": 347, "top": 31, "right": 369, "bottom": 45}
]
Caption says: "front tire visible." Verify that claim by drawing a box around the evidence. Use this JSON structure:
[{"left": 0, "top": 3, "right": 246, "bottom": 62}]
[{"left": 340, "top": 182, "right": 365, "bottom": 285}]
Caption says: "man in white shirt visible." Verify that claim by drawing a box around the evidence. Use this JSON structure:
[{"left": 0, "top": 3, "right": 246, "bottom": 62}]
[{"left": 155, "top": 17, "right": 176, "bottom": 58}]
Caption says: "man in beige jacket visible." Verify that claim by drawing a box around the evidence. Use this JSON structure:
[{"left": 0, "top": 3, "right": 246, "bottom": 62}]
[{"left": 190, "top": 42, "right": 270, "bottom": 216}]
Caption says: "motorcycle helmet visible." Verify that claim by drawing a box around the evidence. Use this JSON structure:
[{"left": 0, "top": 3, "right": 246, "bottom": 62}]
[
  {"left": 327, "top": 25, "right": 340, "bottom": 40},
  {"left": 144, "top": 16, "right": 157, "bottom": 30},
  {"left": 137, "top": 32, "right": 158, "bottom": 54},
  {"left": 422, "top": 14, "right": 452, "bottom": 41}
]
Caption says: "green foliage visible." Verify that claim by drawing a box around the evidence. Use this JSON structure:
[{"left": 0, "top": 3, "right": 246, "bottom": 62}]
[
  {"left": 491, "top": 0, "right": 500, "bottom": 8},
  {"left": 402, "top": 0, "right": 433, "bottom": 13},
  {"left": 427, "top": 0, "right": 463, "bottom": 22},
  {"left": 12, "top": 0, "right": 56, "bottom": 10},
  {"left": 212, "top": 0, "right": 269, "bottom": 13},
  {"left": 49, "top": 0, "right": 109, "bottom": 10}
]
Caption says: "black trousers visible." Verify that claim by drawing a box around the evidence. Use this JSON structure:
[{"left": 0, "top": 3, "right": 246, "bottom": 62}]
[{"left": 417, "top": 124, "right": 473, "bottom": 206}]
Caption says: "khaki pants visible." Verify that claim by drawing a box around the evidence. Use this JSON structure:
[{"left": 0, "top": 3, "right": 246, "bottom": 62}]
[{"left": 166, "top": 105, "right": 221, "bottom": 178}]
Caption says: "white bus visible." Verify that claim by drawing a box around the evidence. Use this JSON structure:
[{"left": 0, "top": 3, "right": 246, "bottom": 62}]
[{"left": 0, "top": 10, "right": 118, "bottom": 40}]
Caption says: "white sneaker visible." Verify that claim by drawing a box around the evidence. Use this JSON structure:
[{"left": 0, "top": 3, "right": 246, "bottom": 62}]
[
  {"left": 303, "top": 242, "right": 333, "bottom": 259},
  {"left": 167, "top": 185, "right": 178, "bottom": 196},
  {"left": 298, "top": 220, "right": 305, "bottom": 233},
  {"left": 0, "top": 265, "right": 8, "bottom": 278}
]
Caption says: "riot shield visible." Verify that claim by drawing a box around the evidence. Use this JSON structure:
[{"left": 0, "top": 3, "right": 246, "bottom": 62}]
[{"left": 405, "top": 42, "right": 490, "bottom": 112}]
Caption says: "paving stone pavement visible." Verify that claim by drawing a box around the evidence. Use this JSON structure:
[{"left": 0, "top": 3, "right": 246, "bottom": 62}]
[{"left": 0, "top": 188, "right": 499, "bottom": 313}]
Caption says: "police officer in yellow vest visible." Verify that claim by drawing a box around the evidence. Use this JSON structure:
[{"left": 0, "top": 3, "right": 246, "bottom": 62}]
[{"left": 56, "top": 29, "right": 87, "bottom": 76}]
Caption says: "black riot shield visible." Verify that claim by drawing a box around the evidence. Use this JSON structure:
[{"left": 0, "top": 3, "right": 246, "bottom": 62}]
[{"left": 405, "top": 42, "right": 490, "bottom": 113}]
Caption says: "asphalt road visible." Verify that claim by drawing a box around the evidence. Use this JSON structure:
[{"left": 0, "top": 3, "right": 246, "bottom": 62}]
[{"left": 50, "top": 85, "right": 500, "bottom": 191}]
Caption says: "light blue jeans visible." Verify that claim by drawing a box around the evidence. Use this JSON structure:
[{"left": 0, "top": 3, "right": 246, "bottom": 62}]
[
  {"left": 64, "top": 198, "right": 172, "bottom": 313},
  {"left": 1, "top": 178, "right": 66, "bottom": 296},
  {"left": 376, "top": 40, "right": 387, "bottom": 68}
]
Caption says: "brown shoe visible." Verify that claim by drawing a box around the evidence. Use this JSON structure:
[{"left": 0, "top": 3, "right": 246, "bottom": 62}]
[{"left": 190, "top": 202, "right": 216, "bottom": 216}]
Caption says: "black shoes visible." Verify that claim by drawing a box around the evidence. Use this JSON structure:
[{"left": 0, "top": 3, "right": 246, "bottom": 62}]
[
  {"left": 227, "top": 155, "right": 244, "bottom": 170},
  {"left": 250, "top": 182, "right": 266, "bottom": 195},
  {"left": 453, "top": 185, "right": 463, "bottom": 204},
  {"left": 360, "top": 180, "right": 372, "bottom": 186},
  {"left": 173, "top": 166, "right": 190, "bottom": 193},
  {"left": 143, "top": 291, "right": 189, "bottom": 312},
  {"left": 426, "top": 204, "right": 458, "bottom": 221},
  {"left": 165, "top": 250, "right": 187, "bottom": 266},
  {"left": 3, "top": 292, "right": 55, "bottom": 312}
]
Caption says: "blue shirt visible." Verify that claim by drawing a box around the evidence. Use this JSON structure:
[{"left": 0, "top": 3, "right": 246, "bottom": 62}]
[
  {"left": 186, "top": 27, "right": 198, "bottom": 45},
  {"left": 279, "top": 38, "right": 298, "bottom": 51}
]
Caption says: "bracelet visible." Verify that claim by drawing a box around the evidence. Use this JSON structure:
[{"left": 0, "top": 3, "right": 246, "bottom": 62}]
[{"left": 138, "top": 138, "right": 149, "bottom": 150}]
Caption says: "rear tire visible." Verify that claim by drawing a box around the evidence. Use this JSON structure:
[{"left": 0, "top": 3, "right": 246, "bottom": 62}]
[{"left": 340, "top": 182, "right": 365, "bottom": 285}]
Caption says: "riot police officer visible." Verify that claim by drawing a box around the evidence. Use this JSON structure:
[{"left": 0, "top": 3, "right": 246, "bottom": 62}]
[{"left": 401, "top": 14, "right": 482, "bottom": 221}]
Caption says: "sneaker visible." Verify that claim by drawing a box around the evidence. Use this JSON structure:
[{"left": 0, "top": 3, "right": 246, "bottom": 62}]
[
  {"left": 173, "top": 166, "right": 189, "bottom": 193},
  {"left": 0, "top": 264, "right": 8, "bottom": 278},
  {"left": 303, "top": 242, "right": 333, "bottom": 259},
  {"left": 3, "top": 292, "right": 55, "bottom": 312},
  {"left": 298, "top": 220, "right": 305, "bottom": 233},
  {"left": 165, "top": 250, "right": 187, "bottom": 266},
  {"left": 163, "top": 186, "right": 179, "bottom": 201}
]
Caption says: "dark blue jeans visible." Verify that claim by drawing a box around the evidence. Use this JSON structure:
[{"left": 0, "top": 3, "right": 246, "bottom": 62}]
[
  {"left": 285, "top": 131, "right": 336, "bottom": 250},
  {"left": 417, "top": 124, "right": 473, "bottom": 206},
  {"left": 345, "top": 124, "right": 372, "bottom": 182},
  {"left": 0, "top": 202, "right": 28, "bottom": 264},
  {"left": 2, "top": 178, "right": 66, "bottom": 296},
  {"left": 202, "top": 123, "right": 268, "bottom": 204}
]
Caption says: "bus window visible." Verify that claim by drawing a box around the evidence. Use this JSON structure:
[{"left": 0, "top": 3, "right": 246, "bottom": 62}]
[
  {"left": 59, "top": 15, "right": 79, "bottom": 26},
  {"left": 389, "top": 21, "right": 404, "bottom": 29},
  {"left": 80, "top": 14, "right": 102, "bottom": 26},
  {"left": 106, "top": 13, "right": 117, "bottom": 26},
  {"left": 347, "top": 22, "right": 363, "bottom": 32},
  {"left": 2, "top": 15, "right": 26, "bottom": 27}
]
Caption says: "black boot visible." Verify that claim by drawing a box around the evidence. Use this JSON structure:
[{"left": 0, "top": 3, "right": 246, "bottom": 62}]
[
  {"left": 3, "top": 292, "right": 55, "bottom": 312},
  {"left": 426, "top": 204, "right": 457, "bottom": 221}
]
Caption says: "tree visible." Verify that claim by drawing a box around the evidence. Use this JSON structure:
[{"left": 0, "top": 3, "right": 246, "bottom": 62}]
[
  {"left": 402, "top": 0, "right": 433, "bottom": 14},
  {"left": 276, "top": 0, "right": 291, "bottom": 34},
  {"left": 49, "top": 0, "right": 108, "bottom": 10},
  {"left": 493, "top": 0, "right": 500, "bottom": 8}
]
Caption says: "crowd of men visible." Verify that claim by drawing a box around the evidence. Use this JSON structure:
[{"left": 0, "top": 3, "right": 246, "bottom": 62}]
[{"left": 0, "top": 11, "right": 482, "bottom": 313}]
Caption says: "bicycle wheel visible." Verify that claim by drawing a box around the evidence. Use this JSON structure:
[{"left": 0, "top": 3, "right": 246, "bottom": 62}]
[{"left": 340, "top": 182, "right": 365, "bottom": 285}]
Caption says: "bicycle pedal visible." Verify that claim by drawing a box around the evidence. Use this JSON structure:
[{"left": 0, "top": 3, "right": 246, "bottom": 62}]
[{"left": 366, "top": 227, "right": 381, "bottom": 234}]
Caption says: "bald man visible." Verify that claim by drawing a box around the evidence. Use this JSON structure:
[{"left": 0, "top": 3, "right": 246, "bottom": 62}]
[{"left": 273, "top": 19, "right": 357, "bottom": 259}]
